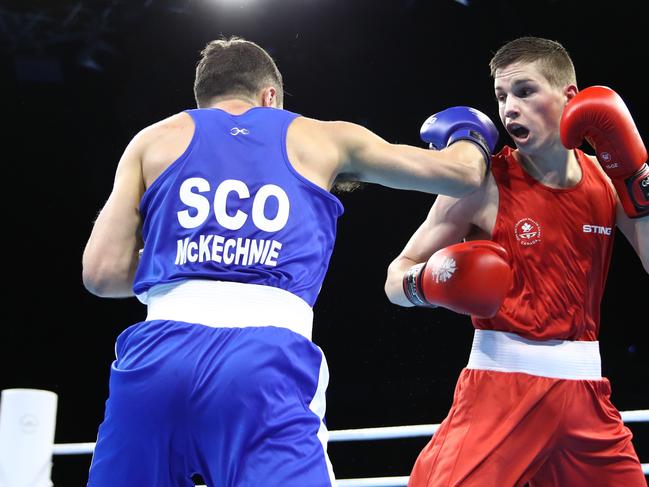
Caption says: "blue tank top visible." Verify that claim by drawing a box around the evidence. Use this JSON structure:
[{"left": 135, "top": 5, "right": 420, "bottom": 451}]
[{"left": 133, "top": 107, "right": 344, "bottom": 307}]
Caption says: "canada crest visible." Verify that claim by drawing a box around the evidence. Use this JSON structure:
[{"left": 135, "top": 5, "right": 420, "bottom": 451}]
[{"left": 514, "top": 218, "right": 541, "bottom": 246}]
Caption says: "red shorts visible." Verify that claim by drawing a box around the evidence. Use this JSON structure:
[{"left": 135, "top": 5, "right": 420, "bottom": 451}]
[{"left": 408, "top": 369, "right": 646, "bottom": 487}]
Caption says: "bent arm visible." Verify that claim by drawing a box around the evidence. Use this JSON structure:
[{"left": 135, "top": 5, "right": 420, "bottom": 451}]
[
  {"left": 588, "top": 154, "right": 649, "bottom": 273},
  {"left": 616, "top": 202, "right": 649, "bottom": 274},
  {"left": 82, "top": 133, "right": 146, "bottom": 297},
  {"left": 384, "top": 193, "right": 477, "bottom": 306},
  {"left": 334, "top": 122, "right": 488, "bottom": 198}
]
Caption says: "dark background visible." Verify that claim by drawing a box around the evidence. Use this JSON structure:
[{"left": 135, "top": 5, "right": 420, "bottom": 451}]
[{"left": 2, "top": 0, "right": 648, "bottom": 484}]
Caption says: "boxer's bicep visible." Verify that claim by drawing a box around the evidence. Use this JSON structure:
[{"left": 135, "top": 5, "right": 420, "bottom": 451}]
[
  {"left": 385, "top": 194, "right": 480, "bottom": 304},
  {"left": 402, "top": 195, "right": 476, "bottom": 262}
]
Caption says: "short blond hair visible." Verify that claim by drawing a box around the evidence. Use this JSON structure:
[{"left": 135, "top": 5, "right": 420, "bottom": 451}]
[{"left": 490, "top": 36, "right": 576, "bottom": 88}]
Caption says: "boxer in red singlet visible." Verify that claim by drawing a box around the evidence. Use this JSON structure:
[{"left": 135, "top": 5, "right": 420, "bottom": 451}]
[{"left": 385, "top": 36, "right": 648, "bottom": 486}]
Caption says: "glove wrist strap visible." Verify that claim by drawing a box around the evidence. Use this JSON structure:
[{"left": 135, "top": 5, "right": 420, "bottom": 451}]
[
  {"left": 613, "top": 162, "right": 649, "bottom": 218},
  {"left": 448, "top": 129, "right": 492, "bottom": 172},
  {"left": 402, "top": 263, "right": 436, "bottom": 307}
]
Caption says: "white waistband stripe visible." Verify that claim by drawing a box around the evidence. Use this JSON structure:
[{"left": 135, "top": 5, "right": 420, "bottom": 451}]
[
  {"left": 467, "top": 329, "right": 602, "bottom": 380},
  {"left": 143, "top": 280, "right": 314, "bottom": 340}
]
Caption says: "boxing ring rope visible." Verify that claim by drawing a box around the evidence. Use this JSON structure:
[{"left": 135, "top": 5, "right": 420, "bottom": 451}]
[{"left": 1, "top": 390, "right": 648, "bottom": 487}]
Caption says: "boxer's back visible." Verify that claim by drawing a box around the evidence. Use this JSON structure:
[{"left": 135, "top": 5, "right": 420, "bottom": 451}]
[{"left": 134, "top": 107, "right": 344, "bottom": 307}]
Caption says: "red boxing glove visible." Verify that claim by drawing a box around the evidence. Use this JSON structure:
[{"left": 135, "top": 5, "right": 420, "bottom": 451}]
[
  {"left": 560, "top": 86, "right": 649, "bottom": 218},
  {"left": 402, "top": 240, "right": 513, "bottom": 319}
]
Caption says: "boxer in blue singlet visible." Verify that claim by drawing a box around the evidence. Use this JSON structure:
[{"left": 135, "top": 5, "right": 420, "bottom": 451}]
[{"left": 82, "top": 36, "right": 498, "bottom": 486}]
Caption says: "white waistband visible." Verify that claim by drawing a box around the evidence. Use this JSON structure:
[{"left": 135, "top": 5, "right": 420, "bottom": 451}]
[
  {"left": 143, "top": 280, "right": 314, "bottom": 341},
  {"left": 467, "top": 329, "right": 602, "bottom": 380}
]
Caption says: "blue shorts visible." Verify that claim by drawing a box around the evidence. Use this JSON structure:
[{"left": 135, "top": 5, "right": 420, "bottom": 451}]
[{"left": 86, "top": 320, "right": 334, "bottom": 487}]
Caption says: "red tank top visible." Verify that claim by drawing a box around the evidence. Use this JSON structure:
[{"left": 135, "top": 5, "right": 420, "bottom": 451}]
[{"left": 472, "top": 146, "right": 617, "bottom": 341}]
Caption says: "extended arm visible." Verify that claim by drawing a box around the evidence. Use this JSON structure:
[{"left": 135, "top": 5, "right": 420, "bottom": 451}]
[{"left": 336, "top": 107, "right": 499, "bottom": 198}]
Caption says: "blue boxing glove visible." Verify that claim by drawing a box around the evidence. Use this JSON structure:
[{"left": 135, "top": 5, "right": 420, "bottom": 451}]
[{"left": 420, "top": 106, "right": 499, "bottom": 170}]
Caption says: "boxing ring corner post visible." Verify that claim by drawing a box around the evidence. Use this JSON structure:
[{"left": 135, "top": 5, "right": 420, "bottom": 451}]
[
  {"left": 0, "top": 389, "right": 58, "bottom": 487},
  {"left": 1, "top": 388, "right": 648, "bottom": 487}
]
